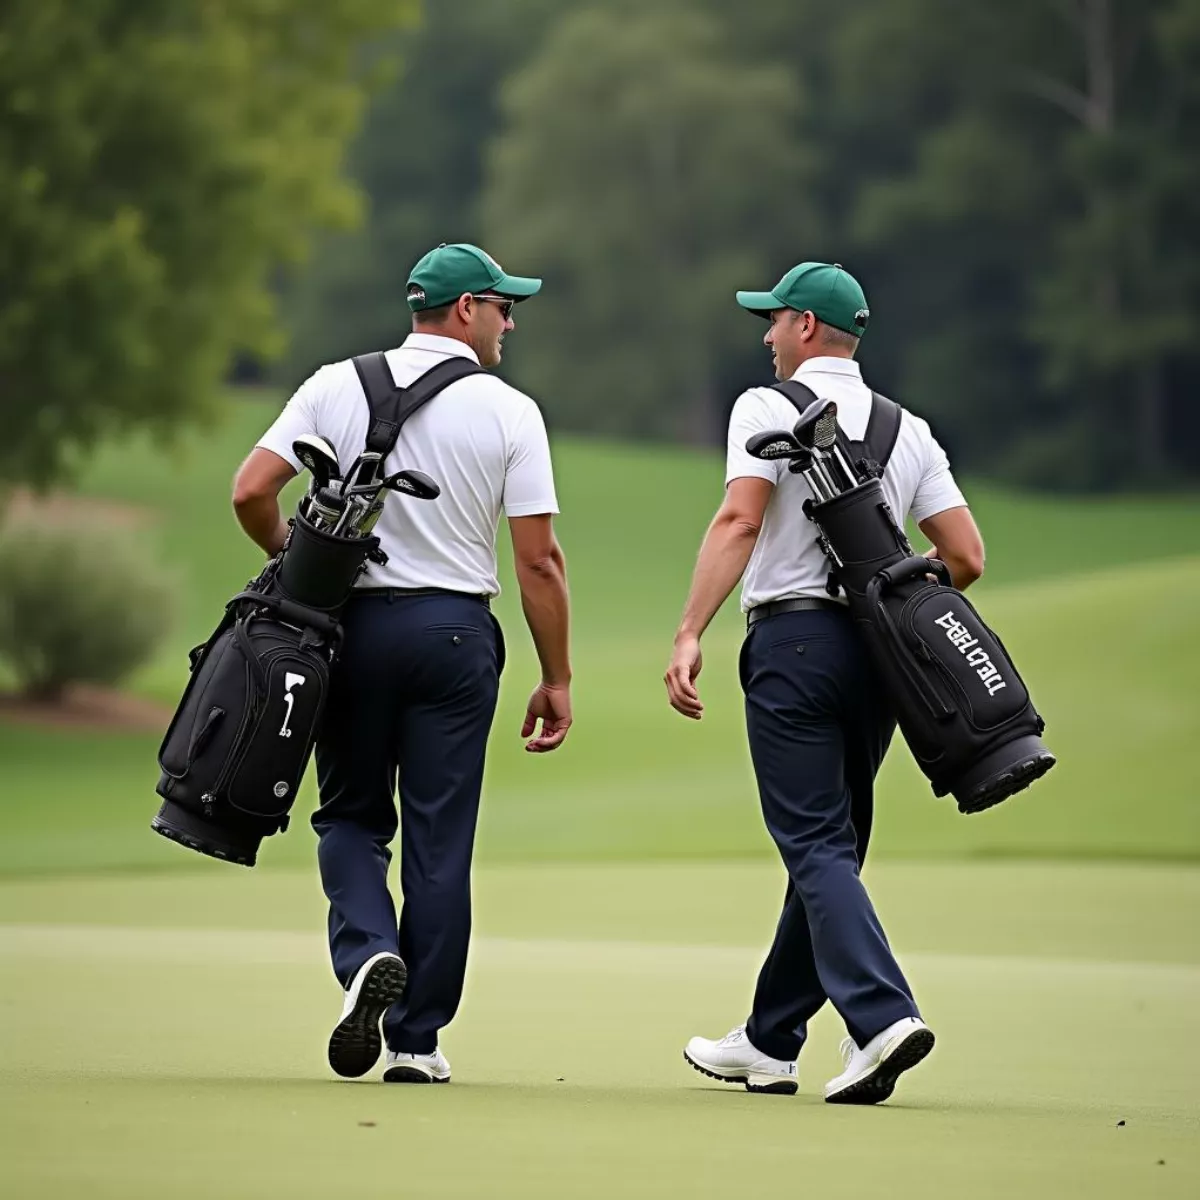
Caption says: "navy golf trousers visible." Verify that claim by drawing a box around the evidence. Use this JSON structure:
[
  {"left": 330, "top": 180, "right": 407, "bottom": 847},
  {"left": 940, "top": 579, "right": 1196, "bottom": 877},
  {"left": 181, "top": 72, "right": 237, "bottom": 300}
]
[
  {"left": 741, "top": 607, "right": 919, "bottom": 1058},
  {"left": 311, "top": 591, "right": 504, "bottom": 1055}
]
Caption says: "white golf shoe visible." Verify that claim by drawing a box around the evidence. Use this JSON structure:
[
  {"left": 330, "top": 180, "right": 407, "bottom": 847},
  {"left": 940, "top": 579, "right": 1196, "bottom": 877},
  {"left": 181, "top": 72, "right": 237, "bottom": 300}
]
[
  {"left": 383, "top": 1047, "right": 452, "bottom": 1084},
  {"left": 823, "top": 1017, "right": 935, "bottom": 1104},
  {"left": 684, "top": 1025, "right": 798, "bottom": 1095},
  {"left": 327, "top": 951, "right": 407, "bottom": 1079}
]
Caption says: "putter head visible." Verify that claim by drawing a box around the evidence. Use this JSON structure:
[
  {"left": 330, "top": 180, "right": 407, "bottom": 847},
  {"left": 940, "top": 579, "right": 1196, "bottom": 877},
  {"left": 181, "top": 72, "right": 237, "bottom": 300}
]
[
  {"left": 793, "top": 399, "right": 839, "bottom": 452},
  {"left": 745, "top": 430, "right": 804, "bottom": 461},
  {"left": 292, "top": 435, "right": 341, "bottom": 485},
  {"left": 385, "top": 469, "right": 441, "bottom": 501}
]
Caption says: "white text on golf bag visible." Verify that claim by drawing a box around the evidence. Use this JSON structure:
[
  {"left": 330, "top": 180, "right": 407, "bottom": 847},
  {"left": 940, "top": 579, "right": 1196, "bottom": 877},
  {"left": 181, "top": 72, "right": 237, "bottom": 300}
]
[
  {"left": 280, "top": 672, "right": 306, "bottom": 738},
  {"left": 933, "top": 612, "right": 1007, "bottom": 696}
]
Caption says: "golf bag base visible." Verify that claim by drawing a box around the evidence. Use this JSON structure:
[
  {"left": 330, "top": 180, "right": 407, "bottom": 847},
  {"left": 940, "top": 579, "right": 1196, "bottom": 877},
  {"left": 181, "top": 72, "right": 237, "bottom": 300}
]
[
  {"left": 151, "top": 798, "right": 263, "bottom": 867},
  {"left": 153, "top": 513, "right": 370, "bottom": 867},
  {"left": 952, "top": 736, "right": 1057, "bottom": 816},
  {"left": 809, "top": 479, "right": 1055, "bottom": 813}
]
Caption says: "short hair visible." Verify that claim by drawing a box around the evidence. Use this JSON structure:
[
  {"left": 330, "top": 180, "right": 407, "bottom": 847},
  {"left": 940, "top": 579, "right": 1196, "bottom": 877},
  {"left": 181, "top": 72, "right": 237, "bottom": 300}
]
[
  {"left": 817, "top": 322, "right": 860, "bottom": 355},
  {"left": 413, "top": 302, "right": 455, "bottom": 328}
]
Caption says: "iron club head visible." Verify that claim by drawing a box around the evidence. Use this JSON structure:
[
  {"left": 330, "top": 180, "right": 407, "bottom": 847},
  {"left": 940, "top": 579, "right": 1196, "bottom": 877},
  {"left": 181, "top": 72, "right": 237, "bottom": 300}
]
[{"left": 384, "top": 468, "right": 441, "bottom": 501}]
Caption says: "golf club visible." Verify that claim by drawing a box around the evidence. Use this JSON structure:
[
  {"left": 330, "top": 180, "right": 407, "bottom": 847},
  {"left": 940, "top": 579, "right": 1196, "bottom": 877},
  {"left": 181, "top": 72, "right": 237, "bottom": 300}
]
[
  {"left": 337, "top": 450, "right": 383, "bottom": 500},
  {"left": 746, "top": 430, "right": 838, "bottom": 501},
  {"left": 745, "top": 430, "right": 806, "bottom": 461},
  {"left": 383, "top": 468, "right": 440, "bottom": 501},
  {"left": 292, "top": 435, "right": 341, "bottom": 490},
  {"left": 351, "top": 469, "right": 443, "bottom": 537},
  {"left": 307, "top": 486, "right": 346, "bottom": 532},
  {"left": 792, "top": 398, "right": 839, "bottom": 453}
]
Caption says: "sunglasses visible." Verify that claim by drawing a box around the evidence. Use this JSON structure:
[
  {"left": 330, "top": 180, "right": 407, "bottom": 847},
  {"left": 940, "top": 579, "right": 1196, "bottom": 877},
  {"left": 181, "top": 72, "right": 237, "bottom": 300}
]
[{"left": 472, "top": 294, "right": 515, "bottom": 320}]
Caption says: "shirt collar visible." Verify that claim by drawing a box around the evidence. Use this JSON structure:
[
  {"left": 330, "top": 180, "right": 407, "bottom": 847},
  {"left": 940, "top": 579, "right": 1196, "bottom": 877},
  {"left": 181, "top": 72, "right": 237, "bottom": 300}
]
[
  {"left": 793, "top": 356, "right": 862, "bottom": 380},
  {"left": 400, "top": 332, "right": 482, "bottom": 365}
]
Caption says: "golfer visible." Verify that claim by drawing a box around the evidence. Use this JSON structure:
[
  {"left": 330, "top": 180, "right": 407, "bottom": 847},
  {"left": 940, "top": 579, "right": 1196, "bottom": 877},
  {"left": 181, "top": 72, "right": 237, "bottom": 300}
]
[
  {"left": 233, "top": 243, "right": 572, "bottom": 1084},
  {"left": 665, "top": 262, "right": 983, "bottom": 1103}
]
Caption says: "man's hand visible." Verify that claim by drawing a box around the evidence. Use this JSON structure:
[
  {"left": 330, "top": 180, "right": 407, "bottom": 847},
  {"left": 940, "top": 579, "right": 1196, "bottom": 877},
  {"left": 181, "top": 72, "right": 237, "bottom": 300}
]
[
  {"left": 522, "top": 682, "right": 572, "bottom": 752},
  {"left": 665, "top": 634, "right": 704, "bottom": 719}
]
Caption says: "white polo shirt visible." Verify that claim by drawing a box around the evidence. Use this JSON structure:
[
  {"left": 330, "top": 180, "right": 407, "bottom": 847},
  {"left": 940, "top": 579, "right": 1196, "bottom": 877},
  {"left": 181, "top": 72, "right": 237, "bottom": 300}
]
[
  {"left": 727, "top": 357, "right": 967, "bottom": 612},
  {"left": 257, "top": 334, "right": 559, "bottom": 596}
]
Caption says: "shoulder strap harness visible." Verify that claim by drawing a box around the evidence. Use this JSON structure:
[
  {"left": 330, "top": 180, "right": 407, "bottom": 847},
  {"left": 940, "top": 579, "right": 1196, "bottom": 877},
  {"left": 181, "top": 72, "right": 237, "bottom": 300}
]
[{"left": 351, "top": 353, "right": 485, "bottom": 458}]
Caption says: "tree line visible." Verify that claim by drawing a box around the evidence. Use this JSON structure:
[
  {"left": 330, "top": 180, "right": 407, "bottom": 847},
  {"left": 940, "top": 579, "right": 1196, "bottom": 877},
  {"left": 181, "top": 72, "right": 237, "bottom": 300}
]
[
  {"left": 284, "top": 0, "right": 1200, "bottom": 490},
  {"left": 3, "top": 1, "right": 1197, "bottom": 492}
]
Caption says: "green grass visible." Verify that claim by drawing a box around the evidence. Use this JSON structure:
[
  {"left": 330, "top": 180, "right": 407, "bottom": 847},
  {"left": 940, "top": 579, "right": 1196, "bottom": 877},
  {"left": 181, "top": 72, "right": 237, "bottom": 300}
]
[
  {"left": 2, "top": 394, "right": 1199, "bottom": 875},
  {"left": 1, "top": 861, "right": 1197, "bottom": 1199},
  {"left": 74, "top": 395, "right": 1200, "bottom": 681},
  {"left": 4, "top": 398, "right": 1198, "bottom": 1195}
]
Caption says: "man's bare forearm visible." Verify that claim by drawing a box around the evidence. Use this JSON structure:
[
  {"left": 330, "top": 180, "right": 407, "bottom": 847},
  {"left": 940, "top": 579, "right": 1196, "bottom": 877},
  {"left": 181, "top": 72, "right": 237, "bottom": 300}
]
[
  {"left": 924, "top": 545, "right": 982, "bottom": 591},
  {"left": 676, "top": 514, "right": 759, "bottom": 641},
  {"left": 516, "top": 546, "right": 571, "bottom": 686},
  {"left": 234, "top": 494, "right": 289, "bottom": 557}
]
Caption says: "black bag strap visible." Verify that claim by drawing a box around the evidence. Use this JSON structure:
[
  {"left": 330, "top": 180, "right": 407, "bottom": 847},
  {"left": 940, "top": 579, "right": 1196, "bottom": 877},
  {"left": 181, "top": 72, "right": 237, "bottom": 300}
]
[
  {"left": 352, "top": 353, "right": 485, "bottom": 457},
  {"left": 771, "top": 379, "right": 904, "bottom": 479}
]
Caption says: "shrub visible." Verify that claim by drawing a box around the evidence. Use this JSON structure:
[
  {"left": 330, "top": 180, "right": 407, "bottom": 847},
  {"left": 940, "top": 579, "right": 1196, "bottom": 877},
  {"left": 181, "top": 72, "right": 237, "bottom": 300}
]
[{"left": 0, "top": 513, "right": 176, "bottom": 701}]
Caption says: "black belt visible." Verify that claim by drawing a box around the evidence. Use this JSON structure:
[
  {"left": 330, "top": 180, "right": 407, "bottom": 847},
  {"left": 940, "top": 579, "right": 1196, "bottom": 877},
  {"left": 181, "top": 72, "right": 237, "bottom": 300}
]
[
  {"left": 352, "top": 586, "right": 490, "bottom": 608},
  {"left": 747, "top": 596, "right": 845, "bottom": 627}
]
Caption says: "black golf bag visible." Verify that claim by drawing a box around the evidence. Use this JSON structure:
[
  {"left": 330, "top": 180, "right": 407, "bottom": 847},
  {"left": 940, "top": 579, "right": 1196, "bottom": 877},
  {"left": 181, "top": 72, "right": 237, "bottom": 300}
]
[
  {"left": 151, "top": 354, "right": 482, "bottom": 866},
  {"left": 774, "top": 382, "right": 1056, "bottom": 814}
]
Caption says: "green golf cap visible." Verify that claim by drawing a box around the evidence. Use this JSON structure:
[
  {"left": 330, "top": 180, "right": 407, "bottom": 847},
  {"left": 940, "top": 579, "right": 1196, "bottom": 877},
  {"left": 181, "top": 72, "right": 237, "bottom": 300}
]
[
  {"left": 406, "top": 243, "right": 542, "bottom": 311},
  {"left": 736, "top": 261, "right": 869, "bottom": 336}
]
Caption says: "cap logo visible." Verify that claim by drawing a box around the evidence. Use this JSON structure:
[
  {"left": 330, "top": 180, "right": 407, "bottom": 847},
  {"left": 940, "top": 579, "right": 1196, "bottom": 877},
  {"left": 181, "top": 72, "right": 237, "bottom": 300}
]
[
  {"left": 407, "top": 285, "right": 426, "bottom": 305},
  {"left": 854, "top": 308, "right": 869, "bottom": 327}
]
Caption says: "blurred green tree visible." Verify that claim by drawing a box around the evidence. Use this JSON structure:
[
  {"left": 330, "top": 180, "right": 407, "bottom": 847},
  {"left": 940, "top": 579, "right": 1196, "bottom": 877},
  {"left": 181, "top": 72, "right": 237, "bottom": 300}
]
[
  {"left": 278, "top": 0, "right": 562, "bottom": 383},
  {"left": 822, "top": 0, "right": 1200, "bottom": 488},
  {"left": 0, "top": 0, "right": 416, "bottom": 488},
  {"left": 480, "top": 2, "right": 809, "bottom": 442}
]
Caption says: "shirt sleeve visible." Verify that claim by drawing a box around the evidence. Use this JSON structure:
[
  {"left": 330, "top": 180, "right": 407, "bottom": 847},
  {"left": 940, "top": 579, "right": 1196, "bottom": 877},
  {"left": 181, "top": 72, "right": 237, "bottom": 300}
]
[
  {"left": 726, "top": 389, "right": 784, "bottom": 486},
  {"left": 255, "top": 366, "right": 331, "bottom": 470},
  {"left": 503, "top": 401, "right": 560, "bottom": 517},
  {"left": 909, "top": 419, "right": 968, "bottom": 522}
]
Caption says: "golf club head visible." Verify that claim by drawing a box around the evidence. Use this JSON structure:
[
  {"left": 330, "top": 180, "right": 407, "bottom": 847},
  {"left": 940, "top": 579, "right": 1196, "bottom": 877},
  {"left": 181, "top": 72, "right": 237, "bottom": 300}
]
[
  {"left": 786, "top": 449, "right": 815, "bottom": 474},
  {"left": 745, "top": 430, "right": 804, "bottom": 461},
  {"left": 384, "top": 469, "right": 441, "bottom": 501},
  {"left": 306, "top": 486, "right": 345, "bottom": 531},
  {"left": 793, "top": 399, "right": 839, "bottom": 452},
  {"left": 339, "top": 451, "right": 383, "bottom": 497},
  {"left": 292, "top": 435, "right": 341, "bottom": 487}
]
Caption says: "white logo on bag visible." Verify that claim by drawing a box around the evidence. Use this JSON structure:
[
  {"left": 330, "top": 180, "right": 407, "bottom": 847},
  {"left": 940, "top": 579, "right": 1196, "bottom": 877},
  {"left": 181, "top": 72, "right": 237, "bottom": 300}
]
[
  {"left": 934, "top": 612, "right": 1007, "bottom": 696},
  {"left": 280, "top": 672, "right": 306, "bottom": 738}
]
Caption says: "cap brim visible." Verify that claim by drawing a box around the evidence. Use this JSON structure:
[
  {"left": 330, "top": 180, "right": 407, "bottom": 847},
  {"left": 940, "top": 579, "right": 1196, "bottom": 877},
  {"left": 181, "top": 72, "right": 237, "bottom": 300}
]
[
  {"left": 494, "top": 273, "right": 542, "bottom": 301},
  {"left": 736, "top": 289, "right": 786, "bottom": 318}
]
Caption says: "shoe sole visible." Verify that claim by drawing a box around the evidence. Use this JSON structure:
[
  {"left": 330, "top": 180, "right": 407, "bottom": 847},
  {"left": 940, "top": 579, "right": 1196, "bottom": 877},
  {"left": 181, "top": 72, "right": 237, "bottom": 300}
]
[
  {"left": 327, "top": 955, "right": 408, "bottom": 1079},
  {"left": 382, "top": 1064, "right": 451, "bottom": 1085},
  {"left": 824, "top": 1027, "right": 935, "bottom": 1105},
  {"left": 682, "top": 1050, "right": 798, "bottom": 1096}
]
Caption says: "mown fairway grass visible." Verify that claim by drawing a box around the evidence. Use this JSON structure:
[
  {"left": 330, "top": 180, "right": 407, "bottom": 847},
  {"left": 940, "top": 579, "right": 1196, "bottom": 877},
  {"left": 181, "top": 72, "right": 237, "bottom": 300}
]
[{"left": 1, "top": 861, "right": 1197, "bottom": 1199}]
